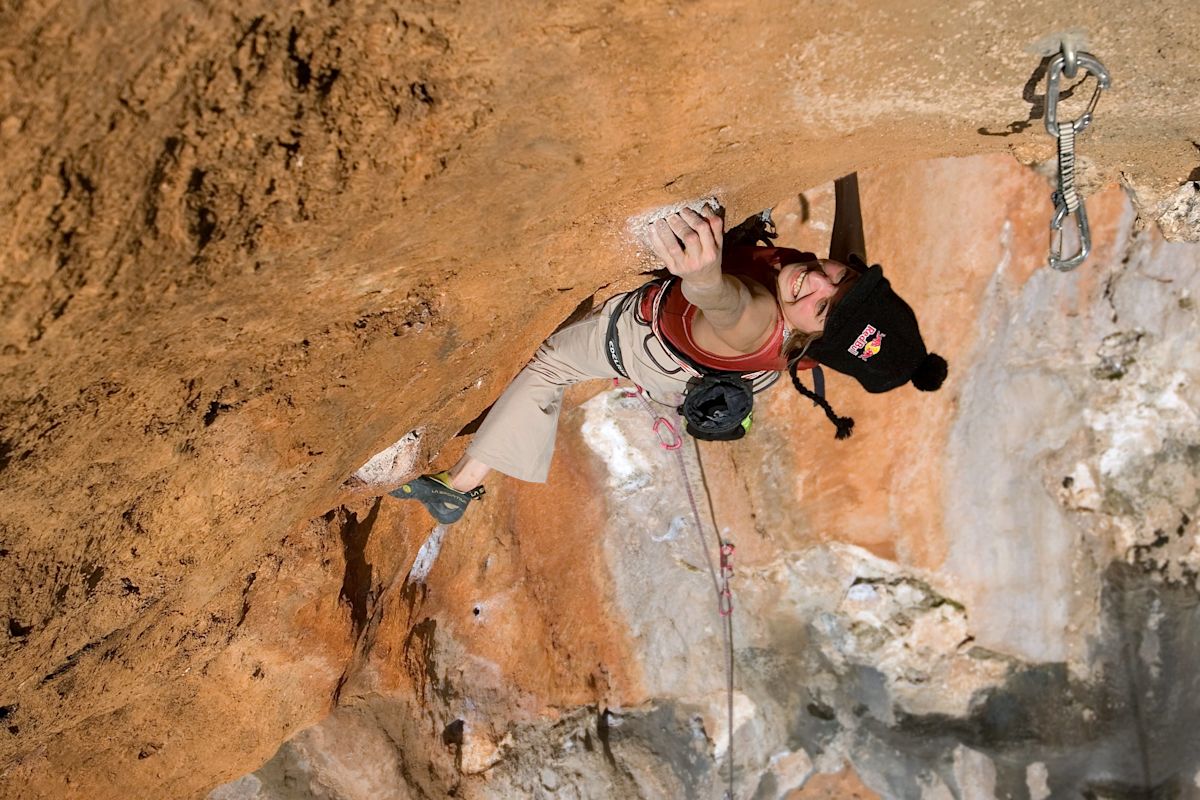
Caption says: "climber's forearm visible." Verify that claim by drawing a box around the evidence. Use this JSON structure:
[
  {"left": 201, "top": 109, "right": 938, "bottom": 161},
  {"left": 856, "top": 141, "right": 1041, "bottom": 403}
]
[{"left": 680, "top": 273, "right": 752, "bottom": 330}]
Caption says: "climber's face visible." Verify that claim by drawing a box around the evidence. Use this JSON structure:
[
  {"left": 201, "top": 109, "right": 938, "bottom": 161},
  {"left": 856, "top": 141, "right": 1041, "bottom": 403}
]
[{"left": 777, "top": 259, "right": 856, "bottom": 334}]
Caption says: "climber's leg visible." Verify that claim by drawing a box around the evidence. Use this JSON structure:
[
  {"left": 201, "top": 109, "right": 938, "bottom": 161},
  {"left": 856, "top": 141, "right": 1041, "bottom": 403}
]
[
  {"left": 464, "top": 304, "right": 617, "bottom": 483},
  {"left": 447, "top": 455, "right": 490, "bottom": 493},
  {"left": 396, "top": 287, "right": 690, "bottom": 526},
  {"left": 391, "top": 310, "right": 610, "bottom": 522}
]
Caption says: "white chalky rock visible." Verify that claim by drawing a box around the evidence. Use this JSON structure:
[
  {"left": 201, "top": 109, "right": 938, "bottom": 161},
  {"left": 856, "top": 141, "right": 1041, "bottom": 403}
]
[
  {"left": 952, "top": 745, "right": 998, "bottom": 800},
  {"left": 1027, "top": 762, "right": 1052, "bottom": 800},
  {"left": 353, "top": 429, "right": 423, "bottom": 485},
  {"left": 460, "top": 725, "right": 509, "bottom": 775}
]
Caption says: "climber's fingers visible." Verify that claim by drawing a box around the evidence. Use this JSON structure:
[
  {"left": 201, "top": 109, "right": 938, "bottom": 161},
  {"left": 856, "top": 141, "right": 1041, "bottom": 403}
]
[
  {"left": 699, "top": 202, "right": 725, "bottom": 235},
  {"left": 649, "top": 202, "right": 727, "bottom": 278},
  {"left": 664, "top": 212, "right": 701, "bottom": 253},
  {"left": 678, "top": 207, "right": 716, "bottom": 259},
  {"left": 648, "top": 218, "right": 684, "bottom": 266}
]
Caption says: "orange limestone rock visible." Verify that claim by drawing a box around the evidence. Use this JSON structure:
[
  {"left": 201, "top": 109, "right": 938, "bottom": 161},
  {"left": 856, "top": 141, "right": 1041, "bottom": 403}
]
[{"left": 2, "top": 0, "right": 1199, "bottom": 796}]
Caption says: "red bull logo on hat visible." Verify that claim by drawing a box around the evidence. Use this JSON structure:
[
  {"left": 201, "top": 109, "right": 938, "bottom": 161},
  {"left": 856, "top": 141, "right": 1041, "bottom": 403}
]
[{"left": 848, "top": 324, "right": 885, "bottom": 362}]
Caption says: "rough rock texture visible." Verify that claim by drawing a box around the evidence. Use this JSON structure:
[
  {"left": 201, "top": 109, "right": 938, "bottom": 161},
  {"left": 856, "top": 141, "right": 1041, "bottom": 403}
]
[
  {"left": 212, "top": 156, "right": 1200, "bottom": 800},
  {"left": 217, "top": 160, "right": 1200, "bottom": 800},
  {"left": 2, "top": 0, "right": 1200, "bottom": 798}
]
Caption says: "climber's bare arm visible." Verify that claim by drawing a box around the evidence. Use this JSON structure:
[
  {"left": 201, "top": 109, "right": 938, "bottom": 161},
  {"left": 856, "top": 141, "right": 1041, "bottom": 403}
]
[{"left": 648, "top": 206, "right": 776, "bottom": 353}]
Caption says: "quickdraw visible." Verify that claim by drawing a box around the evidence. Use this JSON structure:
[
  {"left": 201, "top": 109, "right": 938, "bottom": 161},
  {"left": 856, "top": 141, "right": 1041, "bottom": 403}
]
[
  {"left": 616, "top": 380, "right": 683, "bottom": 450},
  {"left": 1043, "top": 42, "right": 1111, "bottom": 271},
  {"left": 718, "top": 543, "right": 735, "bottom": 617}
]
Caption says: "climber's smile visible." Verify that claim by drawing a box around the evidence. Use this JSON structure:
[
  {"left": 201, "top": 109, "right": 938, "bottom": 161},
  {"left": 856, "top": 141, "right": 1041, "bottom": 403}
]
[{"left": 777, "top": 259, "right": 856, "bottom": 334}]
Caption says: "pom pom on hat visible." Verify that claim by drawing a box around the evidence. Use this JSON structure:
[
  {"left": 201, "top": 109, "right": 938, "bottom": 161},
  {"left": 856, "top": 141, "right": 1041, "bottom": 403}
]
[{"left": 910, "top": 353, "right": 948, "bottom": 392}]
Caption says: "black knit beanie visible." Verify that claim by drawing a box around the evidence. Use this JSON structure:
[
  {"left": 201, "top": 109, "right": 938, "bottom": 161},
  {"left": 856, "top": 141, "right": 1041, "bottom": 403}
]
[{"left": 805, "top": 257, "right": 948, "bottom": 393}]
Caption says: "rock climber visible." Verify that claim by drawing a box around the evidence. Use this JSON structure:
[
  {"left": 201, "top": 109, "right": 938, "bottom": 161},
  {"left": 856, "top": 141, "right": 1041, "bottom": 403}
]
[{"left": 392, "top": 174, "right": 947, "bottom": 524}]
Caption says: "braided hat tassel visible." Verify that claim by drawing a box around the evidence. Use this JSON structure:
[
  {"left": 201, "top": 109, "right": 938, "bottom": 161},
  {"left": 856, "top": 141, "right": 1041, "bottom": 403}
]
[{"left": 788, "top": 361, "right": 855, "bottom": 440}]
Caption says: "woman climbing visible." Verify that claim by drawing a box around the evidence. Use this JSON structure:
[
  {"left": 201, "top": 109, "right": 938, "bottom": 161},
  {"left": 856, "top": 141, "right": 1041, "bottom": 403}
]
[{"left": 392, "top": 175, "right": 947, "bottom": 524}]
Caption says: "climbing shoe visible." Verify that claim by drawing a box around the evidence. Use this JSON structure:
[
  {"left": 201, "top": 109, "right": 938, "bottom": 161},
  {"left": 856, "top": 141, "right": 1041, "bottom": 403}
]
[{"left": 389, "top": 472, "right": 484, "bottom": 524}]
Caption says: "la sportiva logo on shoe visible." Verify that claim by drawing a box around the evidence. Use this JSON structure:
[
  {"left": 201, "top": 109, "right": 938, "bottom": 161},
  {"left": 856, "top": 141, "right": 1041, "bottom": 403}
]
[{"left": 848, "top": 324, "right": 885, "bottom": 361}]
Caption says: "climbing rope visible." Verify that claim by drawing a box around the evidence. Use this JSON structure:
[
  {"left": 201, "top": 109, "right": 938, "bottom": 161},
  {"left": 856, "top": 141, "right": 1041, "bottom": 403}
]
[
  {"left": 621, "top": 383, "right": 737, "bottom": 800},
  {"left": 1043, "top": 42, "right": 1111, "bottom": 271}
]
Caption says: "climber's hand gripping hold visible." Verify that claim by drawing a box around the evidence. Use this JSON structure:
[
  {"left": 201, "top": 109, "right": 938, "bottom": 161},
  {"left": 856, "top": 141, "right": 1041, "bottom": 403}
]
[{"left": 648, "top": 205, "right": 725, "bottom": 284}]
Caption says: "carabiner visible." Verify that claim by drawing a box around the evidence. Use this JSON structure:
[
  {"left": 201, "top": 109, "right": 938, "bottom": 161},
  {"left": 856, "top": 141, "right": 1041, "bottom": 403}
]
[
  {"left": 718, "top": 587, "right": 733, "bottom": 617},
  {"left": 1048, "top": 192, "right": 1092, "bottom": 272},
  {"left": 1044, "top": 51, "right": 1111, "bottom": 137},
  {"left": 653, "top": 416, "right": 682, "bottom": 450}
]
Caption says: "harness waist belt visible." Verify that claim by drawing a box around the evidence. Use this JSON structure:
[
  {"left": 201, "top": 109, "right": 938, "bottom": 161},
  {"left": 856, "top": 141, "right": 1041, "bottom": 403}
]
[{"left": 604, "top": 291, "right": 636, "bottom": 379}]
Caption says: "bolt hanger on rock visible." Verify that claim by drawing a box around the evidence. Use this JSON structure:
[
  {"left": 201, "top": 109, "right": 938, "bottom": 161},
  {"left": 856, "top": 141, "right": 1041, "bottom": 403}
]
[{"left": 1043, "top": 42, "right": 1111, "bottom": 271}]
